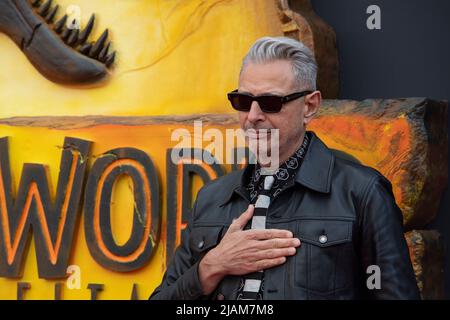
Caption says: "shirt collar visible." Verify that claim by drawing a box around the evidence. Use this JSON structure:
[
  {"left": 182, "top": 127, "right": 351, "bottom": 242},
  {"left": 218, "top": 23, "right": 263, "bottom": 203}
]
[{"left": 219, "top": 131, "right": 335, "bottom": 206}]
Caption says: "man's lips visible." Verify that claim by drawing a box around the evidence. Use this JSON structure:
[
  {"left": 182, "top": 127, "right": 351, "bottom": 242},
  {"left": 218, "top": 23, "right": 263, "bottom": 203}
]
[{"left": 246, "top": 129, "right": 272, "bottom": 139}]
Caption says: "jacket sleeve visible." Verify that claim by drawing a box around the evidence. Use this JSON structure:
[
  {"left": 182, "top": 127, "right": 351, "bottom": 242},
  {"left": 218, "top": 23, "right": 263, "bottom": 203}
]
[
  {"left": 149, "top": 200, "right": 208, "bottom": 300},
  {"left": 358, "top": 174, "right": 421, "bottom": 300}
]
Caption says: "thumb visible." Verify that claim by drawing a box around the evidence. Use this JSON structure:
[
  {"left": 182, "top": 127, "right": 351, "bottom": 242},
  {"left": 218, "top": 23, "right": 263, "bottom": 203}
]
[{"left": 228, "top": 204, "right": 254, "bottom": 233}]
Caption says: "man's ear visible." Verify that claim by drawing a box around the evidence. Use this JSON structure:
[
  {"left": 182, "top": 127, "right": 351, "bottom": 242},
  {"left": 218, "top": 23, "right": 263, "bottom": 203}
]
[{"left": 303, "top": 91, "right": 322, "bottom": 125}]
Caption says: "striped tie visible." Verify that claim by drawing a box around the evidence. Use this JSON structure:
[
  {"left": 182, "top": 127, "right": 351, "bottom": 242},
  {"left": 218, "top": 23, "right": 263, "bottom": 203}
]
[
  {"left": 236, "top": 132, "right": 311, "bottom": 300},
  {"left": 239, "top": 174, "right": 275, "bottom": 300}
]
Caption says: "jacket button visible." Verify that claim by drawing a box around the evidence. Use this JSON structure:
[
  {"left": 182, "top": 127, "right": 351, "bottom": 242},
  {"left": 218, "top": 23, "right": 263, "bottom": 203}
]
[
  {"left": 319, "top": 235, "right": 328, "bottom": 244},
  {"left": 198, "top": 240, "right": 205, "bottom": 249}
]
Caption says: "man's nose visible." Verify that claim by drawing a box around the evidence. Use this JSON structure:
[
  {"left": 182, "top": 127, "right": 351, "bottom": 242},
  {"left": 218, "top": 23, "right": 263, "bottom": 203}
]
[{"left": 247, "top": 101, "right": 266, "bottom": 124}]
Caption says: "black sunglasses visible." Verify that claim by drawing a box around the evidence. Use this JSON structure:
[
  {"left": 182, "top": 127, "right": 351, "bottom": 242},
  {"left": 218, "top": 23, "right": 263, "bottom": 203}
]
[{"left": 227, "top": 89, "right": 313, "bottom": 113}]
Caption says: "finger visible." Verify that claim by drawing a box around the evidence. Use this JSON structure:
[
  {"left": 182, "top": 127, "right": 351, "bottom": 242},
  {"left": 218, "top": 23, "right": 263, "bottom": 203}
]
[
  {"left": 253, "top": 247, "right": 297, "bottom": 260},
  {"left": 254, "top": 237, "right": 301, "bottom": 250},
  {"left": 254, "top": 257, "right": 287, "bottom": 271},
  {"left": 244, "top": 228, "right": 293, "bottom": 240},
  {"left": 228, "top": 204, "right": 254, "bottom": 232}
]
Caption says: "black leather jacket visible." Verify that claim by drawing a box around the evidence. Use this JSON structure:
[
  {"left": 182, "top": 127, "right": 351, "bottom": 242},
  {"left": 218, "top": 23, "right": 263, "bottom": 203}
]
[{"left": 150, "top": 132, "right": 420, "bottom": 300}]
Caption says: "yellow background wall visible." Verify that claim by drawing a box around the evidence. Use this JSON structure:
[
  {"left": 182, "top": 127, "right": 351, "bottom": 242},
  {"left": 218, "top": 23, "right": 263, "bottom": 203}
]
[{"left": 0, "top": 0, "right": 284, "bottom": 299}]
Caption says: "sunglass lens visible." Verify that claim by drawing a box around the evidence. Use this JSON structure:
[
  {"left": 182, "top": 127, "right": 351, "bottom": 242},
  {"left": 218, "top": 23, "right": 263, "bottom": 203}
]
[
  {"left": 228, "top": 93, "right": 284, "bottom": 113},
  {"left": 258, "top": 96, "right": 282, "bottom": 113},
  {"left": 229, "top": 94, "right": 252, "bottom": 111}
]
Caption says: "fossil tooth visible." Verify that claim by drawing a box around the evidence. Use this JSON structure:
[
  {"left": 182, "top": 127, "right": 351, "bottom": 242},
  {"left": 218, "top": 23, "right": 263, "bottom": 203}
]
[
  {"left": 61, "top": 20, "right": 78, "bottom": 41},
  {"left": 45, "top": 5, "right": 58, "bottom": 23},
  {"left": 78, "top": 14, "right": 95, "bottom": 45},
  {"left": 105, "top": 51, "right": 116, "bottom": 68},
  {"left": 79, "top": 43, "right": 92, "bottom": 55},
  {"left": 61, "top": 28, "right": 72, "bottom": 41},
  {"left": 53, "top": 14, "right": 67, "bottom": 33},
  {"left": 68, "top": 18, "right": 79, "bottom": 30},
  {"left": 31, "top": 0, "right": 41, "bottom": 8},
  {"left": 89, "top": 29, "right": 108, "bottom": 58},
  {"left": 98, "top": 42, "right": 111, "bottom": 62},
  {"left": 67, "top": 29, "right": 79, "bottom": 47},
  {"left": 38, "top": 0, "right": 52, "bottom": 17}
]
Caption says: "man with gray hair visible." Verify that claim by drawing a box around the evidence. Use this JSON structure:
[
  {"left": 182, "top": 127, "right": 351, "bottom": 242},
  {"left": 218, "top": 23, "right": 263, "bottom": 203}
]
[{"left": 150, "top": 37, "right": 420, "bottom": 300}]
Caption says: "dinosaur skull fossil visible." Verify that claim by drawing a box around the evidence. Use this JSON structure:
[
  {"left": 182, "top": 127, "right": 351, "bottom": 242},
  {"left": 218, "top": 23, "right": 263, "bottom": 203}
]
[{"left": 0, "top": 0, "right": 115, "bottom": 86}]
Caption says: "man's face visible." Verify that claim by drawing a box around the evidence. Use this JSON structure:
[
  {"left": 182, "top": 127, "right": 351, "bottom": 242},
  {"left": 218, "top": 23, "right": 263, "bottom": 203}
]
[{"left": 238, "top": 59, "right": 320, "bottom": 165}]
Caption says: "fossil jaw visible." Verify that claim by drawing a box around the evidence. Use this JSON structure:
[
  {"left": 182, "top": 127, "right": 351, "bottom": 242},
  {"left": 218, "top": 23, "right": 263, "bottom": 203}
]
[{"left": 0, "top": 0, "right": 116, "bottom": 86}]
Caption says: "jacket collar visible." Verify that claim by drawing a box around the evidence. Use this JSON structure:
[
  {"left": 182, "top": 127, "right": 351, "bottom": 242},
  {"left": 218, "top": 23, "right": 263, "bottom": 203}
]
[
  {"left": 219, "top": 131, "right": 335, "bottom": 206},
  {"left": 294, "top": 131, "right": 335, "bottom": 193}
]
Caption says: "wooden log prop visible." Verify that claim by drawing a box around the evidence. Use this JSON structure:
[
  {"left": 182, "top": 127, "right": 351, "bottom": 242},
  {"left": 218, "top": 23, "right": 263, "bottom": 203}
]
[
  {"left": 310, "top": 98, "right": 448, "bottom": 229},
  {"left": 405, "top": 230, "right": 444, "bottom": 299},
  {"left": 277, "top": 0, "right": 339, "bottom": 98}
]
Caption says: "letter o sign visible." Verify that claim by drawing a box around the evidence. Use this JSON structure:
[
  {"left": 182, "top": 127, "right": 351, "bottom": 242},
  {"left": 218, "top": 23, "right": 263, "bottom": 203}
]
[{"left": 84, "top": 148, "right": 160, "bottom": 272}]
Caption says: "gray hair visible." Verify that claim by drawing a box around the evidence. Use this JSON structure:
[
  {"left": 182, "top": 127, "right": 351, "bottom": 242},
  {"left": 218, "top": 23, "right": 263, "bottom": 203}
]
[{"left": 240, "top": 36, "right": 317, "bottom": 90}]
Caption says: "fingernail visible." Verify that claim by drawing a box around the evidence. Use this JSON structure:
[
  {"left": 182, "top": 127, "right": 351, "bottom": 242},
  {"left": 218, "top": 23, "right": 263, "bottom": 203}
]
[{"left": 294, "top": 238, "right": 301, "bottom": 246}]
